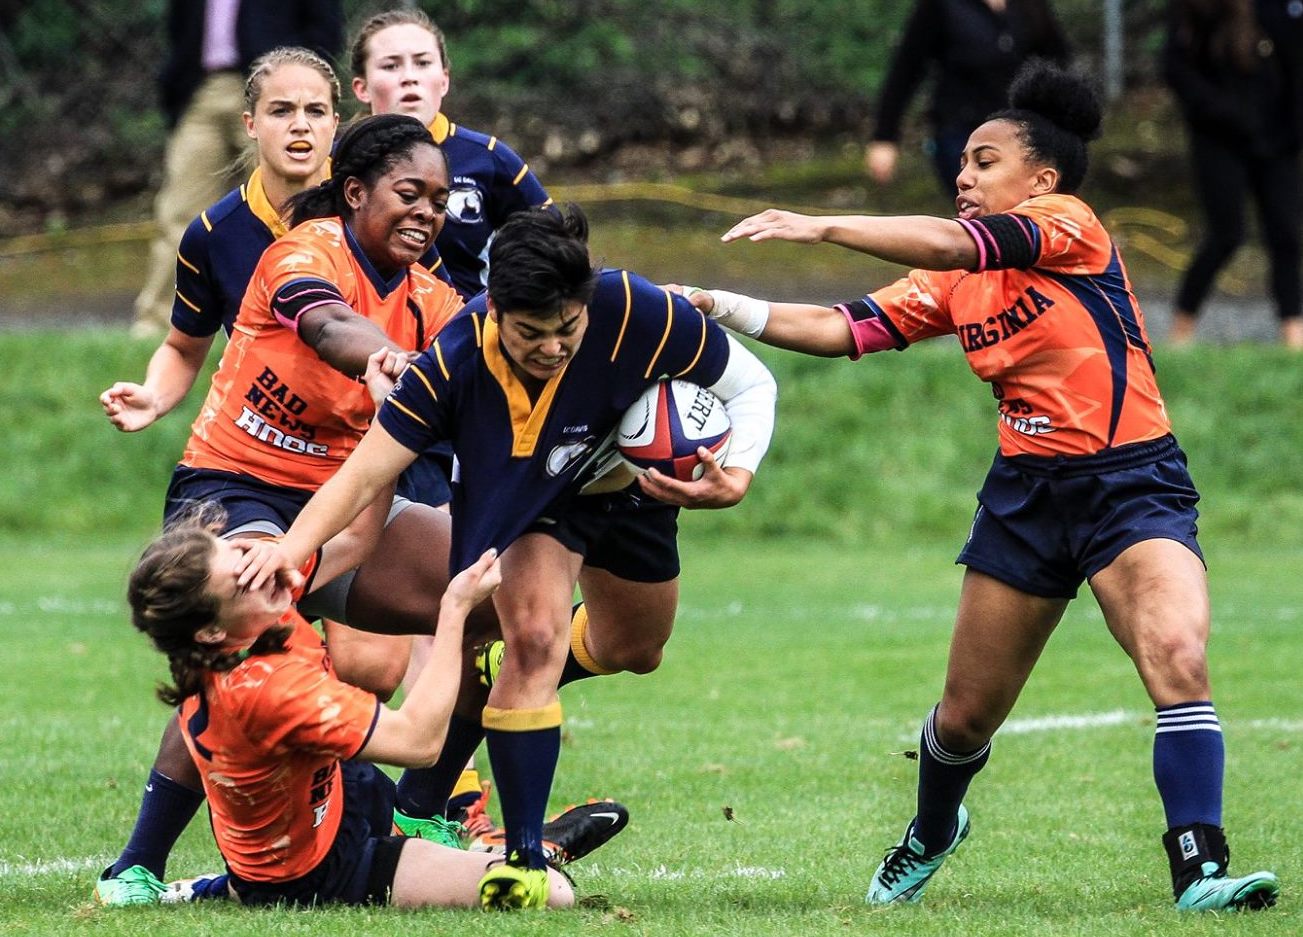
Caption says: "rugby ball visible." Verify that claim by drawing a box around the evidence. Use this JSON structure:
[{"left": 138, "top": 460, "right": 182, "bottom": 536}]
[{"left": 617, "top": 380, "right": 731, "bottom": 481}]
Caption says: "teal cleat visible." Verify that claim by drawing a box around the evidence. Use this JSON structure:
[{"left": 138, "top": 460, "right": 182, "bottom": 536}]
[
  {"left": 866, "top": 804, "right": 970, "bottom": 904},
  {"left": 393, "top": 809, "right": 466, "bottom": 849},
  {"left": 1176, "top": 863, "right": 1278, "bottom": 911},
  {"left": 93, "top": 864, "right": 165, "bottom": 906}
]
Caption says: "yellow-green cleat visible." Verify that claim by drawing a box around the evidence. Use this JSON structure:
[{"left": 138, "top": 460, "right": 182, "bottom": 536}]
[
  {"left": 475, "top": 640, "right": 505, "bottom": 689},
  {"left": 479, "top": 861, "right": 549, "bottom": 910}
]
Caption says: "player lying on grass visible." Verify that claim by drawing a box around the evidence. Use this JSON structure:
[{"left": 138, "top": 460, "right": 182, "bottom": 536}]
[
  {"left": 678, "top": 60, "right": 1278, "bottom": 913},
  {"left": 126, "top": 509, "right": 580, "bottom": 909},
  {"left": 238, "top": 204, "right": 777, "bottom": 909}
]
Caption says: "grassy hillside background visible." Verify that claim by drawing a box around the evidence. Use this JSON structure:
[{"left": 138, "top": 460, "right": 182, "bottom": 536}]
[{"left": 5, "top": 331, "right": 1302, "bottom": 551}]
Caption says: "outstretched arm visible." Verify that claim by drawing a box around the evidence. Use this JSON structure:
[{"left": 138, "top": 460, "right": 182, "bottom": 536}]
[
  {"left": 238, "top": 419, "right": 420, "bottom": 591},
  {"left": 670, "top": 286, "right": 857, "bottom": 358},
  {"left": 721, "top": 209, "right": 977, "bottom": 271},
  {"left": 100, "top": 328, "right": 215, "bottom": 431}
]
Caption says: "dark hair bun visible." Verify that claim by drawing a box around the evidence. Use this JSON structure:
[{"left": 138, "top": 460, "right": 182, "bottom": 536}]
[{"left": 1008, "top": 59, "right": 1102, "bottom": 142}]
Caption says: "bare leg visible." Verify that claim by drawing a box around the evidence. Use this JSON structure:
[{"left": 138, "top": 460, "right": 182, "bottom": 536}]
[{"left": 390, "top": 839, "right": 573, "bottom": 908}]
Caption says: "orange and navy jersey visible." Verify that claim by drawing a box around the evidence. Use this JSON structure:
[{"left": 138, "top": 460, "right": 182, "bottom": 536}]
[
  {"left": 182, "top": 217, "right": 463, "bottom": 491},
  {"left": 178, "top": 612, "right": 380, "bottom": 883},
  {"left": 854, "top": 194, "right": 1170, "bottom": 457}
]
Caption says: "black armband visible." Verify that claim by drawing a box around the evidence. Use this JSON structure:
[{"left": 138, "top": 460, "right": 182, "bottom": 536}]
[
  {"left": 958, "top": 213, "right": 1040, "bottom": 271},
  {"left": 271, "top": 277, "right": 347, "bottom": 332}
]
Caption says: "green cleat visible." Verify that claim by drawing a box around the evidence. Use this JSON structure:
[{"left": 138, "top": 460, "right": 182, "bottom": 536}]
[
  {"left": 475, "top": 640, "right": 505, "bottom": 689},
  {"left": 393, "top": 809, "right": 466, "bottom": 849},
  {"left": 1165, "top": 823, "right": 1278, "bottom": 912},
  {"left": 94, "top": 864, "right": 166, "bottom": 906},
  {"left": 866, "top": 804, "right": 970, "bottom": 904},
  {"left": 478, "top": 861, "right": 550, "bottom": 910},
  {"left": 1176, "top": 863, "right": 1279, "bottom": 912}
]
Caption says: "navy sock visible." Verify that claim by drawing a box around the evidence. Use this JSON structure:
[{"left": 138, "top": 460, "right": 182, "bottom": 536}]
[
  {"left": 485, "top": 721, "right": 561, "bottom": 870},
  {"left": 109, "top": 768, "right": 205, "bottom": 880},
  {"left": 559, "top": 650, "right": 601, "bottom": 686},
  {"left": 193, "top": 873, "right": 230, "bottom": 900},
  {"left": 1154, "top": 701, "right": 1224, "bottom": 828},
  {"left": 396, "top": 712, "right": 485, "bottom": 819},
  {"left": 913, "top": 704, "right": 990, "bottom": 854}
]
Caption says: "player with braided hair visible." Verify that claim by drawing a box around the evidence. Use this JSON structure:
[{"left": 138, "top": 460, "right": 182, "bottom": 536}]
[
  {"left": 685, "top": 60, "right": 1279, "bottom": 912},
  {"left": 124, "top": 511, "right": 575, "bottom": 908},
  {"left": 94, "top": 112, "right": 469, "bottom": 906}
]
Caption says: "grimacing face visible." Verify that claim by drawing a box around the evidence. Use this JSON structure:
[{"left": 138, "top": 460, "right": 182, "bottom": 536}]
[
  {"left": 954, "top": 119, "right": 1057, "bottom": 220},
  {"left": 203, "top": 538, "right": 293, "bottom": 645},
  {"left": 353, "top": 23, "right": 448, "bottom": 128},
  {"left": 244, "top": 63, "right": 337, "bottom": 185},
  {"left": 343, "top": 145, "right": 449, "bottom": 277},
  {"left": 491, "top": 300, "right": 589, "bottom": 385}
]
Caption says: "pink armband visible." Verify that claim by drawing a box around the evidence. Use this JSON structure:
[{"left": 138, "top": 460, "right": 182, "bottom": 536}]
[{"left": 838, "top": 303, "right": 901, "bottom": 360}]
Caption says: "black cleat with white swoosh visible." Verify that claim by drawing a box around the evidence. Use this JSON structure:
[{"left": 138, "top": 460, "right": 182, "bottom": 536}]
[{"left": 469, "top": 799, "right": 630, "bottom": 867}]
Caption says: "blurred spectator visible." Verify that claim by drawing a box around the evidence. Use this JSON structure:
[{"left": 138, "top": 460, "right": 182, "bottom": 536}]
[
  {"left": 130, "top": 0, "right": 343, "bottom": 337},
  {"left": 865, "top": 0, "right": 1070, "bottom": 197},
  {"left": 1164, "top": 0, "right": 1303, "bottom": 348}
]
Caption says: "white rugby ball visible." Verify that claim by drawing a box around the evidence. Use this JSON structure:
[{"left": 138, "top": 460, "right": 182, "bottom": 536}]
[{"left": 617, "top": 380, "right": 731, "bottom": 481}]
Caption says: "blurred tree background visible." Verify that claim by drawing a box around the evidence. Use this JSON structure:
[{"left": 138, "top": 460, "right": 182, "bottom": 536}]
[{"left": 0, "top": 0, "right": 1169, "bottom": 236}]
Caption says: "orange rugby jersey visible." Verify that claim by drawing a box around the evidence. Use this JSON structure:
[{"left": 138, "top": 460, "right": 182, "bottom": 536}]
[
  {"left": 860, "top": 194, "right": 1170, "bottom": 457},
  {"left": 179, "top": 612, "right": 380, "bottom": 883},
  {"left": 183, "top": 217, "right": 463, "bottom": 490}
]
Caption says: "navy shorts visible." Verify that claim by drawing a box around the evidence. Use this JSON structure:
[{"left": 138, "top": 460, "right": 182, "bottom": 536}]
[
  {"left": 227, "top": 761, "right": 407, "bottom": 907},
  {"left": 164, "top": 466, "right": 311, "bottom": 536},
  {"left": 956, "top": 435, "right": 1204, "bottom": 599},
  {"left": 526, "top": 485, "right": 681, "bottom": 583}
]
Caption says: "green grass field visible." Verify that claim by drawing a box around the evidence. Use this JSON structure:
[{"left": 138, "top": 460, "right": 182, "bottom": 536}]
[
  {"left": 1, "top": 535, "right": 1299, "bottom": 936},
  {"left": 1, "top": 332, "right": 1301, "bottom": 934}
]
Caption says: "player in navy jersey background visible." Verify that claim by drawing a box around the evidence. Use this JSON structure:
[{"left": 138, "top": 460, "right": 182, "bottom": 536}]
[
  {"left": 103, "top": 47, "right": 339, "bottom": 435},
  {"left": 241, "top": 205, "right": 778, "bottom": 909},
  {"left": 349, "top": 8, "right": 553, "bottom": 299}
]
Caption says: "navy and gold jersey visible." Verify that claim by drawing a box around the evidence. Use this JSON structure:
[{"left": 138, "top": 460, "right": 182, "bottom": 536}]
[
  {"left": 171, "top": 168, "right": 287, "bottom": 339},
  {"left": 378, "top": 269, "right": 728, "bottom": 571},
  {"left": 427, "top": 113, "right": 552, "bottom": 299}
]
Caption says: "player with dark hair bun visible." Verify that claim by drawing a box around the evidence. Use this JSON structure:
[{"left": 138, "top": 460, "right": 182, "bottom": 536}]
[{"left": 681, "top": 61, "right": 1279, "bottom": 912}]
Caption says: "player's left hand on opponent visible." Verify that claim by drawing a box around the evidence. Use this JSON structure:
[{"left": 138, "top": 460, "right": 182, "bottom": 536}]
[
  {"left": 721, "top": 209, "right": 826, "bottom": 244},
  {"left": 234, "top": 539, "right": 303, "bottom": 594},
  {"left": 636, "top": 446, "right": 752, "bottom": 509}
]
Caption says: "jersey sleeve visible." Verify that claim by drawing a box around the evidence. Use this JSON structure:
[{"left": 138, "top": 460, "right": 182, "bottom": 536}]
[
  {"left": 257, "top": 222, "right": 349, "bottom": 301},
  {"left": 376, "top": 344, "right": 453, "bottom": 453},
  {"left": 619, "top": 271, "right": 730, "bottom": 387},
  {"left": 1005, "top": 194, "right": 1114, "bottom": 276},
  {"left": 234, "top": 655, "right": 380, "bottom": 760},
  {"left": 486, "top": 139, "right": 552, "bottom": 227},
  {"left": 170, "top": 215, "right": 224, "bottom": 337},
  {"left": 866, "top": 268, "right": 962, "bottom": 346}
]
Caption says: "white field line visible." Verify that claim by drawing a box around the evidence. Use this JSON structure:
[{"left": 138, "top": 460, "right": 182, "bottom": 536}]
[
  {"left": 0, "top": 855, "right": 108, "bottom": 879},
  {"left": 8, "top": 712, "right": 1299, "bottom": 884}
]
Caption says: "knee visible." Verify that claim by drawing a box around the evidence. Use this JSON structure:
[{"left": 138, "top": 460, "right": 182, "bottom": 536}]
[
  {"left": 506, "top": 618, "right": 567, "bottom": 672},
  {"left": 1134, "top": 629, "right": 1209, "bottom": 701},
  {"left": 933, "top": 699, "right": 998, "bottom": 751},
  {"left": 337, "top": 656, "right": 406, "bottom": 702}
]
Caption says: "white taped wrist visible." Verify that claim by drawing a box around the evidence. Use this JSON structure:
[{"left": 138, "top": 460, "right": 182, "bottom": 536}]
[{"left": 706, "top": 289, "right": 769, "bottom": 338}]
